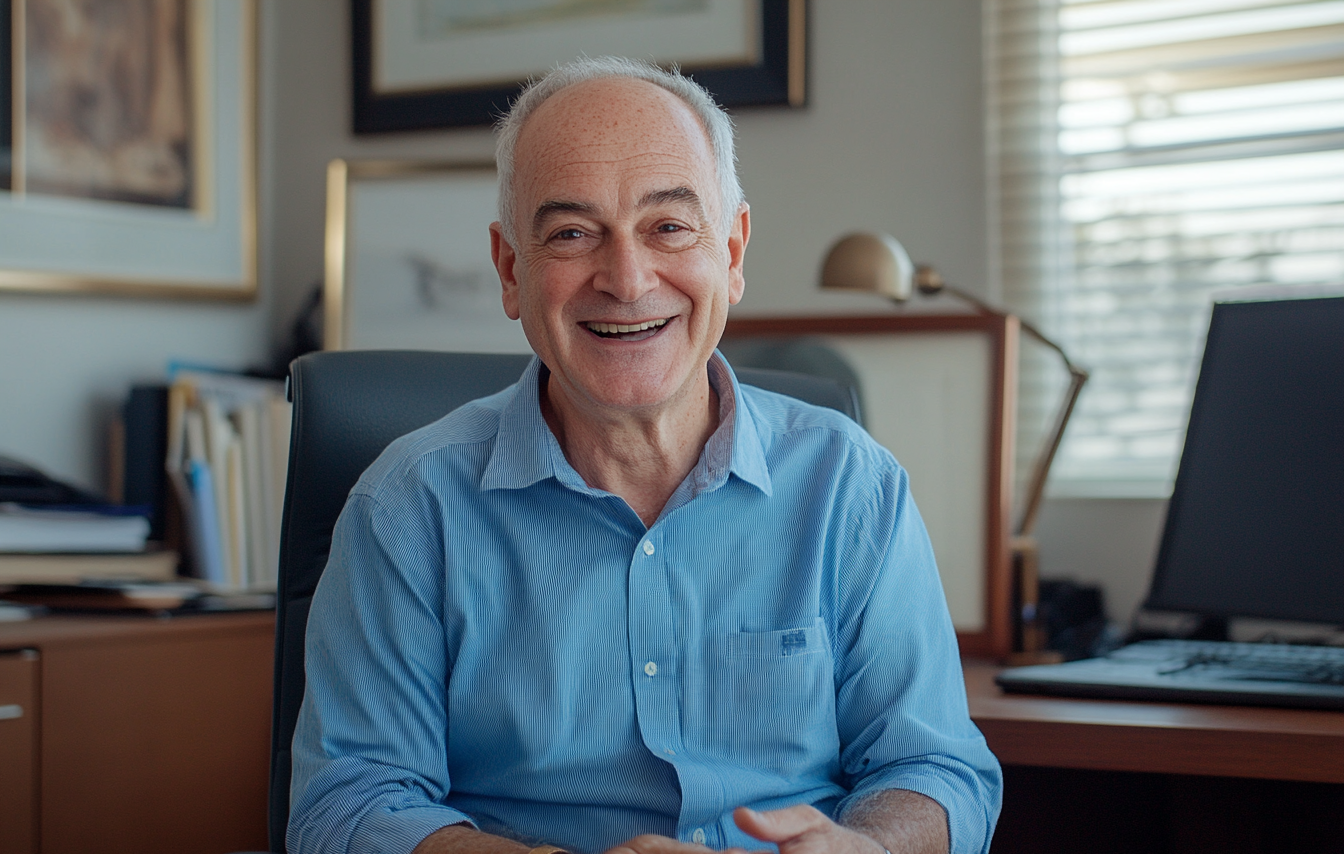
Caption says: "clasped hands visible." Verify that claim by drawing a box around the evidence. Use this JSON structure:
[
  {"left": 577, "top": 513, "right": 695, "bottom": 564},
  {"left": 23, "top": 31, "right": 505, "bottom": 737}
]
[{"left": 604, "top": 804, "right": 886, "bottom": 854}]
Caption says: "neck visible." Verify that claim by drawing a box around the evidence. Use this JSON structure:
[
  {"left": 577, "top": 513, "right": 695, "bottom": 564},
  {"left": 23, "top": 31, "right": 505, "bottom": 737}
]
[{"left": 542, "top": 368, "right": 720, "bottom": 527}]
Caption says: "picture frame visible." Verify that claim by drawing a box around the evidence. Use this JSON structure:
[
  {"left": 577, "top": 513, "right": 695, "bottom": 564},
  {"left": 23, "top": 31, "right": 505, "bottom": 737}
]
[
  {"left": 721, "top": 314, "right": 1019, "bottom": 659},
  {"left": 352, "top": 0, "right": 807, "bottom": 134},
  {"left": 323, "top": 158, "right": 531, "bottom": 354},
  {"left": 0, "top": 0, "right": 257, "bottom": 300}
]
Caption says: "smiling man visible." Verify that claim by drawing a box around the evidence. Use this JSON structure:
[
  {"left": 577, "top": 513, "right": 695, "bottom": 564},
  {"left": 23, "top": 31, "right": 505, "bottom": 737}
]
[{"left": 288, "top": 58, "right": 1001, "bottom": 854}]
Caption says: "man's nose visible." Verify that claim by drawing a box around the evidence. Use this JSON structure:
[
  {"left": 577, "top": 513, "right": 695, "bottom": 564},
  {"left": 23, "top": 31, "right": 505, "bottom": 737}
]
[{"left": 593, "top": 234, "right": 659, "bottom": 302}]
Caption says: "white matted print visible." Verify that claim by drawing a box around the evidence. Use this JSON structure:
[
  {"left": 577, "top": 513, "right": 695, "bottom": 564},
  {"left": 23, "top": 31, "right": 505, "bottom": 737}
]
[
  {"left": 324, "top": 159, "right": 530, "bottom": 354},
  {"left": 0, "top": 0, "right": 256, "bottom": 299},
  {"left": 374, "top": 0, "right": 755, "bottom": 94}
]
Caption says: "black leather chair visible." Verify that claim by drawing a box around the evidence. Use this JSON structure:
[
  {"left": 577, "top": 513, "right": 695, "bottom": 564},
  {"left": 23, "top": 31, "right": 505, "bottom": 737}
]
[{"left": 268, "top": 349, "right": 861, "bottom": 852}]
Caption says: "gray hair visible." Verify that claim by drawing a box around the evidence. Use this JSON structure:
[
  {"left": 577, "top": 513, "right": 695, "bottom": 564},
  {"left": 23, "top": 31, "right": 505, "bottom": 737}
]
[{"left": 494, "top": 56, "right": 744, "bottom": 244}]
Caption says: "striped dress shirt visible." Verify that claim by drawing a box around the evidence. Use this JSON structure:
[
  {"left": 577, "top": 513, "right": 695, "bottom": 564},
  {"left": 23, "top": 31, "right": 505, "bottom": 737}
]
[{"left": 288, "top": 354, "right": 1002, "bottom": 854}]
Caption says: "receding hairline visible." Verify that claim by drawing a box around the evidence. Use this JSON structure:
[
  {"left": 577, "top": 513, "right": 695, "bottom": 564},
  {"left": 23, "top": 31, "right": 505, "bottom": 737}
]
[
  {"left": 509, "top": 77, "right": 725, "bottom": 235},
  {"left": 494, "top": 56, "right": 744, "bottom": 245}
]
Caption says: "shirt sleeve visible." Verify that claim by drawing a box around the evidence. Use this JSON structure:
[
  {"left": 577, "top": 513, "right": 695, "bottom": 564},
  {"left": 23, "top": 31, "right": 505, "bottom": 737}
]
[
  {"left": 287, "top": 486, "right": 476, "bottom": 854},
  {"left": 831, "top": 456, "right": 1004, "bottom": 854}
]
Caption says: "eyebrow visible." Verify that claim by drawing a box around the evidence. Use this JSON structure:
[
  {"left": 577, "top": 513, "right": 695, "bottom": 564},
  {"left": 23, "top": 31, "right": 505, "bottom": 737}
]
[
  {"left": 641, "top": 186, "right": 703, "bottom": 210},
  {"left": 529, "top": 187, "right": 707, "bottom": 236},
  {"left": 531, "top": 200, "right": 598, "bottom": 236}
]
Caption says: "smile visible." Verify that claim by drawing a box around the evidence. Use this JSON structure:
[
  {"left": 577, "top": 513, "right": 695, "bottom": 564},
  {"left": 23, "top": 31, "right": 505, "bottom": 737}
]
[{"left": 585, "top": 318, "right": 669, "bottom": 339}]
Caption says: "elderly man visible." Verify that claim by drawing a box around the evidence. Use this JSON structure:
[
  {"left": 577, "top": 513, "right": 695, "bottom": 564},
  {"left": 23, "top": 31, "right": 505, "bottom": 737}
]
[{"left": 289, "top": 57, "right": 1001, "bottom": 854}]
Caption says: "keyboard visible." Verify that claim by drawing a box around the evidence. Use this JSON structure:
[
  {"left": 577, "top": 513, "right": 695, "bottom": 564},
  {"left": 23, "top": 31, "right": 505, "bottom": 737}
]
[{"left": 996, "top": 639, "right": 1344, "bottom": 710}]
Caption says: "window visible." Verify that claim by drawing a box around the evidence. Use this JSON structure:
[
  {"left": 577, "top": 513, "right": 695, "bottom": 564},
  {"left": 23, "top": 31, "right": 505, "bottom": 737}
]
[{"left": 987, "top": 0, "right": 1344, "bottom": 496}]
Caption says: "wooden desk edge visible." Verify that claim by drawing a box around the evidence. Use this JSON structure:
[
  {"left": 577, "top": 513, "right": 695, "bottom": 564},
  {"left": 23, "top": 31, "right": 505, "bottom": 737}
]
[
  {"left": 963, "top": 659, "right": 1344, "bottom": 784},
  {"left": 0, "top": 610, "right": 275, "bottom": 650}
]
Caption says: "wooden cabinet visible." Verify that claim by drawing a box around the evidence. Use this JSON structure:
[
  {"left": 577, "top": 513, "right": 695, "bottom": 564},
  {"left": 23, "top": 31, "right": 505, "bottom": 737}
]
[
  {"left": 0, "top": 611, "right": 274, "bottom": 854},
  {"left": 0, "top": 649, "right": 39, "bottom": 853}
]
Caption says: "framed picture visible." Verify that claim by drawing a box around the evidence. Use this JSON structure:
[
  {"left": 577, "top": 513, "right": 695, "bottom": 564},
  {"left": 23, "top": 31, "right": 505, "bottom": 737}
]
[
  {"left": 352, "top": 0, "right": 807, "bottom": 133},
  {"left": 0, "top": 0, "right": 257, "bottom": 299},
  {"left": 324, "top": 158, "right": 531, "bottom": 354},
  {"left": 722, "top": 314, "right": 1019, "bottom": 659}
]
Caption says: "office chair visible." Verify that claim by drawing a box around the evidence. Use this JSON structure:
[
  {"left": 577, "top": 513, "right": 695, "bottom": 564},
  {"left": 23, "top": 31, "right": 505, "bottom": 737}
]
[{"left": 268, "top": 349, "right": 862, "bottom": 852}]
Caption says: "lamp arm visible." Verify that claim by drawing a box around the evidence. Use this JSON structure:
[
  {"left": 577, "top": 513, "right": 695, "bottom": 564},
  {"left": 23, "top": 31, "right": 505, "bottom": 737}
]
[
  {"left": 1017, "top": 368, "right": 1088, "bottom": 537},
  {"left": 912, "top": 280, "right": 1090, "bottom": 536},
  {"left": 939, "top": 284, "right": 1088, "bottom": 379}
]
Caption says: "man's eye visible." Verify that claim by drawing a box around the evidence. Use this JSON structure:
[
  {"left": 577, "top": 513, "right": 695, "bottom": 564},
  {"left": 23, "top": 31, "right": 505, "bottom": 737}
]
[
  {"left": 553, "top": 228, "right": 585, "bottom": 240},
  {"left": 657, "top": 223, "right": 685, "bottom": 233}
]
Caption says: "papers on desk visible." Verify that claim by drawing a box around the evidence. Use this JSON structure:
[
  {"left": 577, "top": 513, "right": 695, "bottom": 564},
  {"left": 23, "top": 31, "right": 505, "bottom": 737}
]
[{"left": 0, "top": 503, "right": 151, "bottom": 553}]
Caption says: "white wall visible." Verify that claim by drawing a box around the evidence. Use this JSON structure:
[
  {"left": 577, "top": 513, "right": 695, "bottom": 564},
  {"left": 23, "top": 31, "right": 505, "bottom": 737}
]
[
  {"left": 0, "top": 293, "right": 270, "bottom": 491},
  {"left": 1035, "top": 497, "right": 1168, "bottom": 625}
]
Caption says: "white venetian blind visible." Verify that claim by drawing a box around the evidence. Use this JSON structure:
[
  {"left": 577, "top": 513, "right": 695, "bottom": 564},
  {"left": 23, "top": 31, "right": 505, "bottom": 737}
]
[{"left": 987, "top": 0, "right": 1344, "bottom": 495}]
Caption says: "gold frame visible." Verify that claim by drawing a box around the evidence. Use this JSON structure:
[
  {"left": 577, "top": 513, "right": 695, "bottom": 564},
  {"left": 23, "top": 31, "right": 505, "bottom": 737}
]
[
  {"left": 0, "top": 0, "right": 257, "bottom": 300},
  {"left": 324, "top": 158, "right": 503, "bottom": 351}
]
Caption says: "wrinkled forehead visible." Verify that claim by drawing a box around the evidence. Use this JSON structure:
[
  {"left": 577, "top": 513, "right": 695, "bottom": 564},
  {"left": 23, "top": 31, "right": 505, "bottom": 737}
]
[{"left": 511, "top": 78, "right": 718, "bottom": 213}]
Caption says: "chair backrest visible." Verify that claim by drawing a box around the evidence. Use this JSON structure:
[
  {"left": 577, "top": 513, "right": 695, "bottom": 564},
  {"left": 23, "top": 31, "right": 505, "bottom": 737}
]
[{"left": 268, "top": 349, "right": 861, "bottom": 851}]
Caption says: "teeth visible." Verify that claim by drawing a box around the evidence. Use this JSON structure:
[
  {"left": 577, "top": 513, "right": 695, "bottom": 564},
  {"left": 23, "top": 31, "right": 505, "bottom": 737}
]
[{"left": 587, "top": 318, "right": 668, "bottom": 334}]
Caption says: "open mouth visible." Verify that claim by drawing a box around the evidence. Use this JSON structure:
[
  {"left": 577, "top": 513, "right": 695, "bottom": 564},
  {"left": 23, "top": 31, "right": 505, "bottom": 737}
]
[{"left": 585, "top": 318, "right": 669, "bottom": 341}]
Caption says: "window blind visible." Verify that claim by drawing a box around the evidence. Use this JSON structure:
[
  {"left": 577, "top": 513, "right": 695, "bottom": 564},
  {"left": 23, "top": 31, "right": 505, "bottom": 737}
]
[{"left": 987, "top": 0, "right": 1344, "bottom": 496}]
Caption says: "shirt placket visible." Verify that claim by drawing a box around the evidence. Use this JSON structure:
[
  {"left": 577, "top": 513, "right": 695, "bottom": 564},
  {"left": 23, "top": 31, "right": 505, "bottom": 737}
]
[{"left": 627, "top": 529, "right": 717, "bottom": 846}]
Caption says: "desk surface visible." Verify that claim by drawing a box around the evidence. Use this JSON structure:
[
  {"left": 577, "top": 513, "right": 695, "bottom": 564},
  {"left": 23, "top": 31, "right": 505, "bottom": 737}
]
[
  {"left": 0, "top": 608, "right": 275, "bottom": 649},
  {"left": 964, "top": 660, "right": 1344, "bottom": 783}
]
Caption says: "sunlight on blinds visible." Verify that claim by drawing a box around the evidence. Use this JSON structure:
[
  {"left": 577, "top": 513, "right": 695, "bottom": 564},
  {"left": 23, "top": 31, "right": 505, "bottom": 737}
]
[{"left": 988, "top": 0, "right": 1344, "bottom": 495}]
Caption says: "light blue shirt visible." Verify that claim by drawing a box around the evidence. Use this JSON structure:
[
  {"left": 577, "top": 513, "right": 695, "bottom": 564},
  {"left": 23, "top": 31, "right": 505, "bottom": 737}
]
[{"left": 289, "top": 354, "right": 1002, "bottom": 854}]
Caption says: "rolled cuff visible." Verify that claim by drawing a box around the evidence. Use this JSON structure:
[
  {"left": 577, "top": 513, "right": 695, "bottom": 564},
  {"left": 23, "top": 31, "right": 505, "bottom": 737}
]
[
  {"left": 351, "top": 805, "right": 479, "bottom": 854},
  {"left": 838, "top": 756, "right": 1000, "bottom": 854}
]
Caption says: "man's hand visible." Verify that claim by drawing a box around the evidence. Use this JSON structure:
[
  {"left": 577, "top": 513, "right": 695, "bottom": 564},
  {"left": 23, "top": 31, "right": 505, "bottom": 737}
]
[
  {"left": 731, "top": 805, "right": 885, "bottom": 854},
  {"left": 733, "top": 790, "right": 949, "bottom": 854}
]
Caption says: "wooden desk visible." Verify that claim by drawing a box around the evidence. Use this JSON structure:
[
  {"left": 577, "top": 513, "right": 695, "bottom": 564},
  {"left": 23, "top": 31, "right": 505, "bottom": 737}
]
[
  {"left": 964, "top": 660, "right": 1344, "bottom": 782},
  {"left": 0, "top": 610, "right": 273, "bottom": 854},
  {"left": 965, "top": 660, "right": 1344, "bottom": 853}
]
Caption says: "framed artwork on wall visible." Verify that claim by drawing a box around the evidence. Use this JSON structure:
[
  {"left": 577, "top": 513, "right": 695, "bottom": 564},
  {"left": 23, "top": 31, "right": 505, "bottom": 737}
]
[
  {"left": 722, "top": 314, "right": 1020, "bottom": 659},
  {"left": 351, "top": 0, "right": 807, "bottom": 133},
  {"left": 0, "top": 0, "right": 257, "bottom": 299},
  {"left": 323, "top": 158, "right": 531, "bottom": 354}
]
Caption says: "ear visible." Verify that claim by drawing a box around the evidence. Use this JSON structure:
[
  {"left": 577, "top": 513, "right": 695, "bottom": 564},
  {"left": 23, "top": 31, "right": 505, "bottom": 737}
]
[
  {"left": 491, "top": 222, "right": 522, "bottom": 321},
  {"left": 726, "top": 202, "right": 750, "bottom": 306}
]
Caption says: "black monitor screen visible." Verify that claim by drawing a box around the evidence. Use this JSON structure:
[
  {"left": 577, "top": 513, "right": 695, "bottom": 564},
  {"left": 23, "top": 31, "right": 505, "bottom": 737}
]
[{"left": 1145, "top": 296, "right": 1344, "bottom": 625}]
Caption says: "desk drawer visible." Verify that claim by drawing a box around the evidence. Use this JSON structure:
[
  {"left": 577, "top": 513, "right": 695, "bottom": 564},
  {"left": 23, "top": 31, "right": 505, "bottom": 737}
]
[{"left": 0, "top": 649, "right": 39, "bottom": 854}]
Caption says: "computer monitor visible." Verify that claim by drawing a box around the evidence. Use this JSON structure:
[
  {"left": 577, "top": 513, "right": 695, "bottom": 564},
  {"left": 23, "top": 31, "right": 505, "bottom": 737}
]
[{"left": 1144, "top": 296, "right": 1344, "bottom": 626}]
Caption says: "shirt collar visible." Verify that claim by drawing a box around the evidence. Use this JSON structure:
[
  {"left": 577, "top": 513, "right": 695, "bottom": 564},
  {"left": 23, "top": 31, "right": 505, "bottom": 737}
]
[{"left": 479, "top": 352, "right": 772, "bottom": 498}]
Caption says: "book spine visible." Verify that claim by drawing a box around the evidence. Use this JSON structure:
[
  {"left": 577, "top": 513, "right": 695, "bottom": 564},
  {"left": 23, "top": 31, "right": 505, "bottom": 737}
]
[
  {"left": 186, "top": 460, "right": 227, "bottom": 587},
  {"left": 123, "top": 385, "right": 170, "bottom": 541}
]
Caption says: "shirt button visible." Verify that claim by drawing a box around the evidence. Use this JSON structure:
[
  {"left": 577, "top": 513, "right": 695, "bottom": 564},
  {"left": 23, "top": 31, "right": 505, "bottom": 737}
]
[
  {"left": 692, "top": 828, "right": 706, "bottom": 845},
  {"left": 664, "top": 748, "right": 676, "bottom": 756},
  {"left": 643, "top": 540, "right": 655, "bottom": 556},
  {"left": 644, "top": 661, "right": 658, "bottom": 677}
]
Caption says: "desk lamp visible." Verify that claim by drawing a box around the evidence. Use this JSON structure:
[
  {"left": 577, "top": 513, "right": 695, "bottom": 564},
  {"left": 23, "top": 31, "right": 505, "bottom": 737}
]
[{"left": 820, "top": 232, "right": 1089, "bottom": 658}]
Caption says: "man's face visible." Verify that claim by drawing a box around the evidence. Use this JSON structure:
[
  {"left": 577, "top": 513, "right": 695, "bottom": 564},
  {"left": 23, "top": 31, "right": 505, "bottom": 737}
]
[{"left": 491, "top": 78, "right": 749, "bottom": 417}]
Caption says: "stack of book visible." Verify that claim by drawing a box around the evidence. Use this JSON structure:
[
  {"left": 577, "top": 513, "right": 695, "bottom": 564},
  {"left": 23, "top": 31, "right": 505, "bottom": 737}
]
[
  {"left": 0, "top": 502, "right": 177, "bottom": 586},
  {"left": 166, "top": 369, "right": 291, "bottom": 592}
]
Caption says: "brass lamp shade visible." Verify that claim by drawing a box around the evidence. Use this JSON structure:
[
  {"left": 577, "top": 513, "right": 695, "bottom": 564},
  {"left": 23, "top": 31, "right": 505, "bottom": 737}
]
[{"left": 819, "top": 232, "right": 915, "bottom": 302}]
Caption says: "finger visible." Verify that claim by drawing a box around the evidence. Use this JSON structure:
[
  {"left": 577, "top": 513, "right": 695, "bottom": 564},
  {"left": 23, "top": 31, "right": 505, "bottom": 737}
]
[{"left": 732, "top": 804, "right": 830, "bottom": 843}]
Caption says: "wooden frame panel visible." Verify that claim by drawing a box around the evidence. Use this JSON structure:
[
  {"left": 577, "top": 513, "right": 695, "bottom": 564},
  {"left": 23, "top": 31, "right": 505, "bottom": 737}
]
[{"left": 724, "top": 314, "right": 1017, "bottom": 659}]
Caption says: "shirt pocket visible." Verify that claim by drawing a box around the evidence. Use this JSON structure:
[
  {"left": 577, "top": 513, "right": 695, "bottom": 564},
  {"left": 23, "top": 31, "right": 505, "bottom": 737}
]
[{"left": 702, "top": 618, "right": 840, "bottom": 774}]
